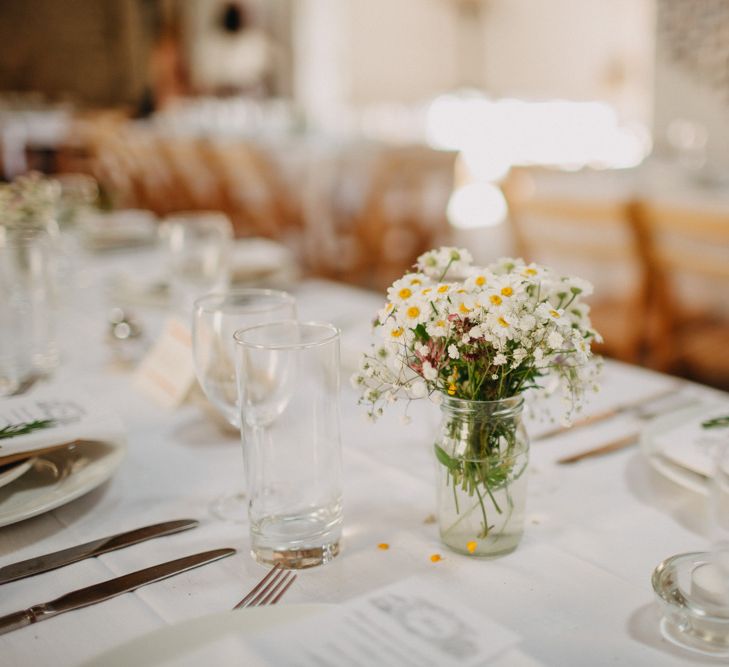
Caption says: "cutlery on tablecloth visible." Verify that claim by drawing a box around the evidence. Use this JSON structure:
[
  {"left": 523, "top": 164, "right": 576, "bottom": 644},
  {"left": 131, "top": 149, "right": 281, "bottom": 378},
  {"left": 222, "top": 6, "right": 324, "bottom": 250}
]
[
  {"left": 557, "top": 432, "right": 640, "bottom": 464},
  {"left": 0, "top": 548, "right": 235, "bottom": 635},
  {"left": 0, "top": 519, "right": 199, "bottom": 585},
  {"left": 536, "top": 385, "right": 686, "bottom": 441},
  {"left": 233, "top": 564, "right": 297, "bottom": 610}
]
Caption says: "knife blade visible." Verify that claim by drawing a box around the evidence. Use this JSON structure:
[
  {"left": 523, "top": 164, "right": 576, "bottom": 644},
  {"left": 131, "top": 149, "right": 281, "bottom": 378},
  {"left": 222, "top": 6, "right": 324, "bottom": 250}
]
[
  {"left": 535, "top": 385, "right": 682, "bottom": 441},
  {"left": 0, "top": 547, "right": 235, "bottom": 635},
  {"left": 0, "top": 519, "right": 199, "bottom": 585}
]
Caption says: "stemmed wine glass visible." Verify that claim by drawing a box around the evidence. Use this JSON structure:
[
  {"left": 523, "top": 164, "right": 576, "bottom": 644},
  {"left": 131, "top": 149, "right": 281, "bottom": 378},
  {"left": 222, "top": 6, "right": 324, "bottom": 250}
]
[
  {"left": 192, "top": 289, "right": 297, "bottom": 521},
  {"left": 162, "top": 212, "right": 233, "bottom": 316}
]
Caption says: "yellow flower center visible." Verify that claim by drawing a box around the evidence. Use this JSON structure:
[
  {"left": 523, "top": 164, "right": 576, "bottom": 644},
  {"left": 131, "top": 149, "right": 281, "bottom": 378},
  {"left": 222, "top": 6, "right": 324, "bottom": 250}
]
[
  {"left": 500, "top": 286, "right": 514, "bottom": 297},
  {"left": 498, "top": 316, "right": 509, "bottom": 327},
  {"left": 421, "top": 287, "right": 432, "bottom": 295},
  {"left": 524, "top": 268, "right": 538, "bottom": 276},
  {"left": 475, "top": 275, "right": 486, "bottom": 286},
  {"left": 490, "top": 294, "right": 503, "bottom": 305},
  {"left": 436, "top": 320, "right": 446, "bottom": 328},
  {"left": 457, "top": 289, "right": 466, "bottom": 294},
  {"left": 437, "top": 285, "right": 449, "bottom": 293},
  {"left": 406, "top": 306, "right": 420, "bottom": 319},
  {"left": 385, "top": 302, "right": 394, "bottom": 312},
  {"left": 459, "top": 303, "right": 472, "bottom": 314},
  {"left": 390, "top": 327, "right": 404, "bottom": 338},
  {"left": 398, "top": 288, "right": 412, "bottom": 299},
  {"left": 410, "top": 278, "right": 422, "bottom": 286},
  {"left": 550, "top": 309, "right": 560, "bottom": 318}
]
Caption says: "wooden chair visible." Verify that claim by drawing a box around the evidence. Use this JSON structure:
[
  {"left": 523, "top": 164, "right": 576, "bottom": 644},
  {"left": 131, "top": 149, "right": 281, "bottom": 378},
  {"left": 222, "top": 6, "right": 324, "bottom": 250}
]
[
  {"left": 632, "top": 200, "right": 729, "bottom": 388},
  {"left": 198, "top": 139, "right": 299, "bottom": 239},
  {"left": 502, "top": 168, "right": 649, "bottom": 363},
  {"left": 354, "top": 145, "right": 457, "bottom": 290}
]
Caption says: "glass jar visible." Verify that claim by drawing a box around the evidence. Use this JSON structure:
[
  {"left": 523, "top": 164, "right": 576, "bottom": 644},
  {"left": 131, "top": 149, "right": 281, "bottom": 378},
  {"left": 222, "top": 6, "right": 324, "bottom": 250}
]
[{"left": 434, "top": 394, "right": 529, "bottom": 557}]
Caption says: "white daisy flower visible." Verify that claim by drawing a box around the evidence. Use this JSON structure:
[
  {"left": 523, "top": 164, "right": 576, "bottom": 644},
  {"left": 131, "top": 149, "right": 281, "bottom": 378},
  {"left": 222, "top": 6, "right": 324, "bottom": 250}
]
[{"left": 448, "top": 344, "right": 460, "bottom": 360}]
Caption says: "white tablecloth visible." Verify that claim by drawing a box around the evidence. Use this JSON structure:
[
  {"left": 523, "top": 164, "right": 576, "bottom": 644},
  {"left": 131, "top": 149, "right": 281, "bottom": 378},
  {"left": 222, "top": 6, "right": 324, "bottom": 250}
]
[{"left": 0, "top": 246, "right": 725, "bottom": 666}]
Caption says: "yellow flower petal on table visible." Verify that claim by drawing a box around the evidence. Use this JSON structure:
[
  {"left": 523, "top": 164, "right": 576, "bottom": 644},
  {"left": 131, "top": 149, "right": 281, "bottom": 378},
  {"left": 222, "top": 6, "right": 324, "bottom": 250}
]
[
  {"left": 430, "top": 554, "right": 443, "bottom": 563},
  {"left": 377, "top": 543, "right": 390, "bottom": 550},
  {"left": 466, "top": 541, "right": 477, "bottom": 554}
]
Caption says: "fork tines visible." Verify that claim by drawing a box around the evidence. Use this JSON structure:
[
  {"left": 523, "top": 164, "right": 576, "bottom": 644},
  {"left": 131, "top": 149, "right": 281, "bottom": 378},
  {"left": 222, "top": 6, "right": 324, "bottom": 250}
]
[{"left": 233, "top": 564, "right": 297, "bottom": 610}]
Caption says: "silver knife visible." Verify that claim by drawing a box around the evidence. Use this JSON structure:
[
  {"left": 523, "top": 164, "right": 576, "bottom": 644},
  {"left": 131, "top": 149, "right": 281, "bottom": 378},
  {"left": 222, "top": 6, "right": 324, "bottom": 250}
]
[
  {"left": 0, "top": 519, "right": 199, "bottom": 585},
  {"left": 0, "top": 547, "right": 235, "bottom": 635},
  {"left": 535, "top": 385, "right": 683, "bottom": 441}
]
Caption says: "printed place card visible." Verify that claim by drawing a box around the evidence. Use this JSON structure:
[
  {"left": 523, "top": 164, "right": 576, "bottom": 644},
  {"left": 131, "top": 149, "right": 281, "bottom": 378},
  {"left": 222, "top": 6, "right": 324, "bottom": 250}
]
[
  {"left": 249, "top": 577, "right": 522, "bottom": 666},
  {"left": 133, "top": 317, "right": 196, "bottom": 408}
]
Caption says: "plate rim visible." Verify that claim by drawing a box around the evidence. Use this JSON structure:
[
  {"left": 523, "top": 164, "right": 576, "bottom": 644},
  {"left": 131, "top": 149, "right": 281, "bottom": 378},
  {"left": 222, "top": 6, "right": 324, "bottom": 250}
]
[
  {"left": 82, "top": 603, "right": 332, "bottom": 667},
  {"left": 0, "top": 439, "right": 126, "bottom": 528},
  {"left": 640, "top": 400, "right": 727, "bottom": 496}
]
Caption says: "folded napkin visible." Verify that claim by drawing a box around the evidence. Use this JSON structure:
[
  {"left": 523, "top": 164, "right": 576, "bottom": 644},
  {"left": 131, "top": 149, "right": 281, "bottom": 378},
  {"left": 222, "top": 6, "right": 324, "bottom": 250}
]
[
  {"left": 650, "top": 402, "right": 729, "bottom": 479},
  {"left": 0, "top": 387, "right": 125, "bottom": 460}
]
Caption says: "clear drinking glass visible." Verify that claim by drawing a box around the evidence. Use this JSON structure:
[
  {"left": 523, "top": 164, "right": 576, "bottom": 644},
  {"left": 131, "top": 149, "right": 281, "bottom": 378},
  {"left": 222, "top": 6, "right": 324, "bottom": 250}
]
[
  {"left": 161, "top": 212, "right": 233, "bottom": 316},
  {"left": 0, "top": 229, "right": 59, "bottom": 395},
  {"left": 192, "top": 289, "right": 297, "bottom": 521},
  {"left": 234, "top": 321, "right": 343, "bottom": 568}
]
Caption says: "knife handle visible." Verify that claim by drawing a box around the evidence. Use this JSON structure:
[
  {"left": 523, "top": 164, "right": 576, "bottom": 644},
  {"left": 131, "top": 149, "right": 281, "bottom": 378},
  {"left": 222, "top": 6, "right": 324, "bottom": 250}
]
[{"left": 0, "top": 609, "right": 36, "bottom": 636}]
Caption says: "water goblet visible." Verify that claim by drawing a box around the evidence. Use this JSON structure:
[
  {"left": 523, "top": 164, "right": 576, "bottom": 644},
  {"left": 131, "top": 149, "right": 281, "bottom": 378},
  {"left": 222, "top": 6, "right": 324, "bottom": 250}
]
[
  {"left": 162, "top": 211, "right": 233, "bottom": 316},
  {"left": 192, "top": 289, "right": 297, "bottom": 521}
]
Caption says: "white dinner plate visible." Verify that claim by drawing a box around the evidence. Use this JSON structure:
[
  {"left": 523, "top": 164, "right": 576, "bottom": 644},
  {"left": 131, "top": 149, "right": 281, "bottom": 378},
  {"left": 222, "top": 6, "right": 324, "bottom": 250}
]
[
  {"left": 0, "top": 439, "right": 126, "bottom": 528},
  {"left": 83, "top": 604, "right": 330, "bottom": 667},
  {"left": 640, "top": 401, "right": 727, "bottom": 496},
  {"left": 0, "top": 457, "right": 36, "bottom": 490}
]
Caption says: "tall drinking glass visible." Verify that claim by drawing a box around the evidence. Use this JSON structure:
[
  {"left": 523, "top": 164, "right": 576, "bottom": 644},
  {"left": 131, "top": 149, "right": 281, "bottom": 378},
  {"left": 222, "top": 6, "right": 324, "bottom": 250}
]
[
  {"left": 234, "top": 321, "right": 343, "bottom": 569},
  {"left": 162, "top": 212, "right": 233, "bottom": 316},
  {"left": 192, "top": 289, "right": 297, "bottom": 521},
  {"left": 0, "top": 229, "right": 58, "bottom": 394}
]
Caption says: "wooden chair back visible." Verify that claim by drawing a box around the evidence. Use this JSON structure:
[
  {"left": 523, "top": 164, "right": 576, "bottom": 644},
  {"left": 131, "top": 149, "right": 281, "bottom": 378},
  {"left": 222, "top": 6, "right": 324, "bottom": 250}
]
[{"left": 502, "top": 168, "right": 647, "bottom": 362}]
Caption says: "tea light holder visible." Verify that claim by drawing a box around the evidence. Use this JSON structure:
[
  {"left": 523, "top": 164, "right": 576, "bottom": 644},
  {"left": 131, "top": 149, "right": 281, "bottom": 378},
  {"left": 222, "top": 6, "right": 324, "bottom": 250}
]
[{"left": 652, "top": 551, "right": 729, "bottom": 657}]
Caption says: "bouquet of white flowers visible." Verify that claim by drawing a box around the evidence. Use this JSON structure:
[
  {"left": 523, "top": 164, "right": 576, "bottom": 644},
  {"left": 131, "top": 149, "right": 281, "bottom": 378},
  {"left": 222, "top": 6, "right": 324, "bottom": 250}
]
[
  {"left": 353, "top": 247, "right": 602, "bottom": 556},
  {"left": 353, "top": 246, "right": 600, "bottom": 418}
]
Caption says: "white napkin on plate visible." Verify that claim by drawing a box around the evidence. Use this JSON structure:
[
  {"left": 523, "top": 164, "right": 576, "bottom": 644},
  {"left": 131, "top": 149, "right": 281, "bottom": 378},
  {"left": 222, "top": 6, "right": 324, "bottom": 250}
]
[{"left": 0, "top": 387, "right": 125, "bottom": 458}]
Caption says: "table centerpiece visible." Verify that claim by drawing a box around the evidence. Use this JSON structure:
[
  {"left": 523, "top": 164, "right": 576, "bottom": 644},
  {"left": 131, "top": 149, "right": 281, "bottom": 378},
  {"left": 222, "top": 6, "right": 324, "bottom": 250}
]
[{"left": 353, "top": 247, "right": 601, "bottom": 557}]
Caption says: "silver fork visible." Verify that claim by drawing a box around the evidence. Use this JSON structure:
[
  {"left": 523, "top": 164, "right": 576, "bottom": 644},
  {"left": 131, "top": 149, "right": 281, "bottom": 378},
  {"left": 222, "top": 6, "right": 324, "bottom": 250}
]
[{"left": 233, "top": 564, "right": 297, "bottom": 610}]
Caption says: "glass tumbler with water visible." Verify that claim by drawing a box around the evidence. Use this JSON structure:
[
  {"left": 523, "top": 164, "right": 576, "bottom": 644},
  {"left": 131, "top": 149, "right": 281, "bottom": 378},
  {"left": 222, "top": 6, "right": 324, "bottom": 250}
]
[
  {"left": 234, "top": 321, "right": 343, "bottom": 569},
  {"left": 0, "top": 229, "right": 58, "bottom": 395}
]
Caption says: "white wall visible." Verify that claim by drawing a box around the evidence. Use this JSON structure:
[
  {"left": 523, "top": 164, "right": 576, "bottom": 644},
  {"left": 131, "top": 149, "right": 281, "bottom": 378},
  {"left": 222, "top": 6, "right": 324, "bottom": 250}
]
[
  {"left": 346, "top": 0, "right": 460, "bottom": 105},
  {"left": 480, "top": 0, "right": 654, "bottom": 122},
  {"left": 653, "top": 17, "right": 729, "bottom": 170},
  {"left": 293, "top": 0, "right": 654, "bottom": 126}
]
